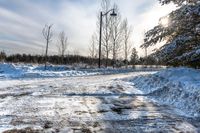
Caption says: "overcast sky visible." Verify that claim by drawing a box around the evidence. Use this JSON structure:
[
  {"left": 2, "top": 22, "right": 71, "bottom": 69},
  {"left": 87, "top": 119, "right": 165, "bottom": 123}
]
[{"left": 0, "top": 0, "right": 176, "bottom": 56}]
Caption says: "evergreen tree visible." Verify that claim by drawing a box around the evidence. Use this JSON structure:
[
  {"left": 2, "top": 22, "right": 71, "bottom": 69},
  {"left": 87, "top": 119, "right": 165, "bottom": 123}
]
[
  {"left": 142, "top": 0, "right": 200, "bottom": 67},
  {"left": 130, "top": 48, "right": 138, "bottom": 65},
  {"left": 0, "top": 51, "right": 6, "bottom": 61}
]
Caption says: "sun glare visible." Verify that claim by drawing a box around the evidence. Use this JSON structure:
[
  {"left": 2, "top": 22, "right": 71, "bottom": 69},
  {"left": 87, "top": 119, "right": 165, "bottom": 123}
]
[{"left": 159, "top": 17, "right": 169, "bottom": 27}]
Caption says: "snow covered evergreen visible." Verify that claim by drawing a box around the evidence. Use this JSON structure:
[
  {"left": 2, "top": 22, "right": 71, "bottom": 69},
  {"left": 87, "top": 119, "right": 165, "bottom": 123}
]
[{"left": 143, "top": 0, "right": 200, "bottom": 67}]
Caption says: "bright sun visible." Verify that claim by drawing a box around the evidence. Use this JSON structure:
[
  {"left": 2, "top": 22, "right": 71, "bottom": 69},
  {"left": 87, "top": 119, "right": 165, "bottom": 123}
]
[{"left": 159, "top": 17, "right": 169, "bottom": 27}]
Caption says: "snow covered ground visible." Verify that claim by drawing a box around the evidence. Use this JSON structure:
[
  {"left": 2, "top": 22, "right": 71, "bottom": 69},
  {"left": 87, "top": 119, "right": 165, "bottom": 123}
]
[
  {"left": 0, "top": 63, "right": 199, "bottom": 132},
  {"left": 127, "top": 67, "right": 200, "bottom": 117}
]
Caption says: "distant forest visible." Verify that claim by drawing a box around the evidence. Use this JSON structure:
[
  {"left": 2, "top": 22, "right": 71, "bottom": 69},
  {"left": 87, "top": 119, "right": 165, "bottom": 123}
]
[{"left": 0, "top": 51, "right": 164, "bottom": 67}]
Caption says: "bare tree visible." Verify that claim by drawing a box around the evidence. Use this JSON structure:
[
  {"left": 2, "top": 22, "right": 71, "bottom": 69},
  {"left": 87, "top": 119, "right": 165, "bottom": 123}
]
[
  {"left": 121, "top": 18, "right": 132, "bottom": 68},
  {"left": 57, "top": 31, "right": 68, "bottom": 62},
  {"left": 42, "top": 24, "right": 53, "bottom": 70},
  {"left": 110, "top": 4, "right": 122, "bottom": 68},
  {"left": 94, "top": 0, "right": 129, "bottom": 67},
  {"left": 89, "top": 33, "right": 97, "bottom": 58},
  {"left": 101, "top": 0, "right": 113, "bottom": 67}
]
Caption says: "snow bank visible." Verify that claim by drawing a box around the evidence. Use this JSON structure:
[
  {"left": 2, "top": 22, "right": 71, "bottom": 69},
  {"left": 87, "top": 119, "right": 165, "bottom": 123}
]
[
  {"left": 33, "top": 65, "right": 70, "bottom": 71},
  {"left": 0, "top": 63, "right": 163, "bottom": 79},
  {"left": 0, "top": 63, "right": 24, "bottom": 78},
  {"left": 128, "top": 67, "right": 200, "bottom": 117},
  {"left": 0, "top": 63, "right": 99, "bottom": 78}
]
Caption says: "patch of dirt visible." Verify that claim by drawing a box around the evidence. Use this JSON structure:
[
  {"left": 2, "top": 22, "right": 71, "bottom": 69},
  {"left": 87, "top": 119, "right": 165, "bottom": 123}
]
[
  {"left": 3, "top": 127, "right": 42, "bottom": 133},
  {"left": 43, "top": 121, "right": 53, "bottom": 129},
  {"left": 93, "top": 122, "right": 100, "bottom": 128},
  {"left": 0, "top": 92, "right": 32, "bottom": 99},
  {"left": 81, "top": 128, "right": 92, "bottom": 133},
  {"left": 111, "top": 106, "right": 132, "bottom": 114},
  {"left": 116, "top": 85, "right": 125, "bottom": 91},
  {"left": 72, "top": 127, "right": 92, "bottom": 133},
  {"left": 97, "top": 109, "right": 109, "bottom": 113},
  {"left": 75, "top": 111, "right": 88, "bottom": 115}
]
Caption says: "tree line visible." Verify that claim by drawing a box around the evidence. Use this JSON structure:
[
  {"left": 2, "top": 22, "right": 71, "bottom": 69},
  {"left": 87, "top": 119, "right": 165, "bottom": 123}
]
[
  {"left": 0, "top": 50, "right": 160, "bottom": 67},
  {"left": 0, "top": 51, "right": 96, "bottom": 65}
]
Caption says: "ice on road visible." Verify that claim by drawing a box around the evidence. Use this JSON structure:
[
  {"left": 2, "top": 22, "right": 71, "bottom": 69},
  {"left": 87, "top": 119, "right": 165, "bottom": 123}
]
[{"left": 0, "top": 72, "right": 199, "bottom": 133}]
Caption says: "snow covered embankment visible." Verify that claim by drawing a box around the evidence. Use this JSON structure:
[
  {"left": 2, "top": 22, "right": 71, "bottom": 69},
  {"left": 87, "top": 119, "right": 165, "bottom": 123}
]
[
  {"left": 0, "top": 63, "right": 118, "bottom": 79},
  {"left": 128, "top": 67, "right": 200, "bottom": 117},
  {"left": 0, "top": 63, "right": 149, "bottom": 79},
  {"left": 0, "top": 63, "right": 96, "bottom": 78}
]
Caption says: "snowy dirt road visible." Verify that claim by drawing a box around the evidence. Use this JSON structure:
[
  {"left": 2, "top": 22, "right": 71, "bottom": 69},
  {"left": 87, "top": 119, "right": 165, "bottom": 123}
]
[{"left": 0, "top": 72, "right": 199, "bottom": 133}]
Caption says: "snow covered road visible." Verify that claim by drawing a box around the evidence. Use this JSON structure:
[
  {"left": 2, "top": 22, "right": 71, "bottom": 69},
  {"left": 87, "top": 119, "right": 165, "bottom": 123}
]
[{"left": 0, "top": 72, "right": 199, "bottom": 133}]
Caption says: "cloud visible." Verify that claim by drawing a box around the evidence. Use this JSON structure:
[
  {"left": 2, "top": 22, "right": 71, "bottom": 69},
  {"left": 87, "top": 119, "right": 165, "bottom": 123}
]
[{"left": 0, "top": 0, "right": 176, "bottom": 56}]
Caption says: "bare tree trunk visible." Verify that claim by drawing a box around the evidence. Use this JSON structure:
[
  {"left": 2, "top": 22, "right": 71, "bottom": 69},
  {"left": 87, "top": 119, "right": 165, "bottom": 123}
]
[
  {"left": 42, "top": 24, "right": 53, "bottom": 70},
  {"left": 104, "top": 14, "right": 111, "bottom": 68},
  {"left": 57, "top": 31, "right": 68, "bottom": 64},
  {"left": 113, "top": 42, "right": 116, "bottom": 68},
  {"left": 89, "top": 33, "right": 97, "bottom": 65},
  {"left": 121, "top": 18, "right": 132, "bottom": 68},
  {"left": 45, "top": 38, "right": 49, "bottom": 69},
  {"left": 89, "top": 36, "right": 95, "bottom": 58},
  {"left": 125, "top": 40, "right": 128, "bottom": 68},
  {"left": 110, "top": 4, "right": 122, "bottom": 68},
  {"left": 105, "top": 46, "right": 109, "bottom": 67}
]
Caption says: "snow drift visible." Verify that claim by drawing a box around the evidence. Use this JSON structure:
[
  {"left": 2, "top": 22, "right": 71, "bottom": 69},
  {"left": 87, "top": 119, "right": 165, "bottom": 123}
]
[
  {"left": 128, "top": 67, "right": 200, "bottom": 117},
  {"left": 0, "top": 63, "right": 163, "bottom": 79},
  {"left": 0, "top": 63, "right": 101, "bottom": 78},
  {"left": 0, "top": 63, "right": 24, "bottom": 78}
]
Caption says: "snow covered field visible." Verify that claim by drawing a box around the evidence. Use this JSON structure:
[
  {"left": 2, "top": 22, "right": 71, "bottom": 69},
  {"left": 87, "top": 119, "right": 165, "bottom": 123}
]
[{"left": 0, "top": 63, "right": 199, "bottom": 132}]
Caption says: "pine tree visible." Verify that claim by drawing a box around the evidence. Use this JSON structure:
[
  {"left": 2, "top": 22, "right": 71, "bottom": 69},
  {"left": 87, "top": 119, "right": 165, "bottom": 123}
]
[
  {"left": 130, "top": 48, "right": 138, "bottom": 65},
  {"left": 142, "top": 0, "right": 200, "bottom": 67},
  {"left": 0, "top": 51, "right": 6, "bottom": 62}
]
